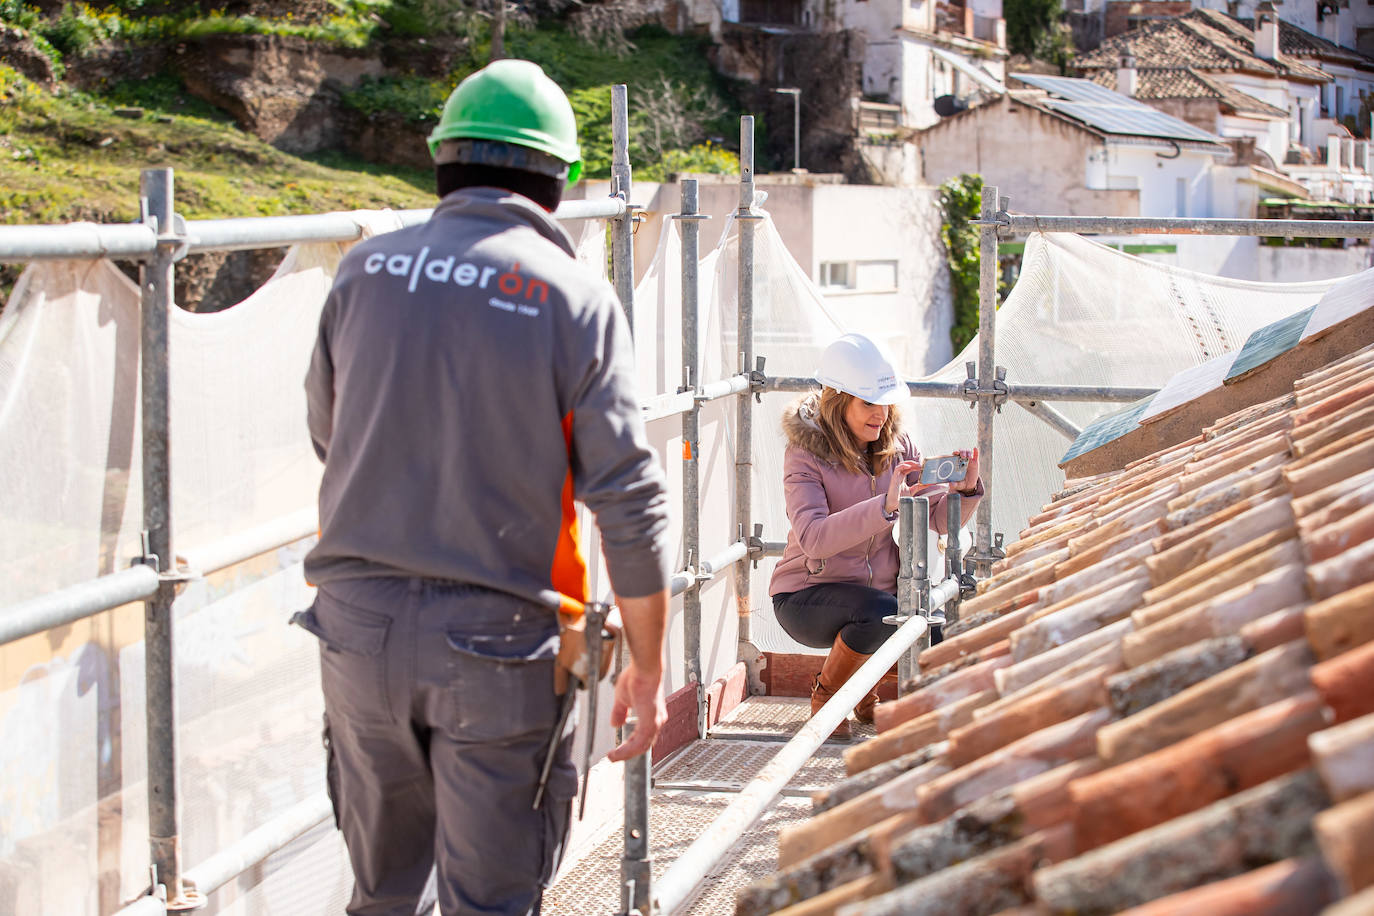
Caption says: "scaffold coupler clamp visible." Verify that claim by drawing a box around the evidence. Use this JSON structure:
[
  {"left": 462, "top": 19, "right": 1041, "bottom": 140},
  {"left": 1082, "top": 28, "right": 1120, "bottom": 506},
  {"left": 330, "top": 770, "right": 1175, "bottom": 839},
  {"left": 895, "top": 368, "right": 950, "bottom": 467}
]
[
  {"left": 962, "top": 362, "right": 979, "bottom": 409},
  {"left": 751, "top": 355, "right": 768, "bottom": 403},
  {"left": 140, "top": 204, "right": 192, "bottom": 262},
  {"left": 748, "top": 523, "right": 767, "bottom": 569},
  {"left": 135, "top": 529, "right": 160, "bottom": 574},
  {"left": 992, "top": 366, "right": 1010, "bottom": 413},
  {"left": 147, "top": 865, "right": 207, "bottom": 913}
]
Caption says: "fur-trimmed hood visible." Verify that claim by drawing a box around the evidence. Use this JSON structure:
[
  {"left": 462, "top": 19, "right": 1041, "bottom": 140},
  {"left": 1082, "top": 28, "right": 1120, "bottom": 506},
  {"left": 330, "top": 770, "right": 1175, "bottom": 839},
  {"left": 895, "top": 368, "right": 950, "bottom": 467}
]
[{"left": 781, "top": 393, "right": 904, "bottom": 464}]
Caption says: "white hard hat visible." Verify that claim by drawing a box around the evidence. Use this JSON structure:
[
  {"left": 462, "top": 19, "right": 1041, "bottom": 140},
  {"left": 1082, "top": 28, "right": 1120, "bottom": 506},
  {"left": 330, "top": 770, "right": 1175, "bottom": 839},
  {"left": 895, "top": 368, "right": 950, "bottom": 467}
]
[{"left": 816, "top": 333, "right": 906, "bottom": 405}]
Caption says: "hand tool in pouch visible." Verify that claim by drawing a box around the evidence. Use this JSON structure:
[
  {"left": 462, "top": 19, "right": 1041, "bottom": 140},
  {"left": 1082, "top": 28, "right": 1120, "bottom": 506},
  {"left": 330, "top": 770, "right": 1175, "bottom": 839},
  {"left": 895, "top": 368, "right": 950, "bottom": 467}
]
[{"left": 533, "top": 601, "right": 618, "bottom": 816}]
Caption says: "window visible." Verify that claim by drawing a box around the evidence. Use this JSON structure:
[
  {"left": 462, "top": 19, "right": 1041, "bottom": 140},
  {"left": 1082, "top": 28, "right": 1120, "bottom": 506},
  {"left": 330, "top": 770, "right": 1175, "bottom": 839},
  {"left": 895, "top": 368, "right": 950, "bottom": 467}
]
[
  {"left": 855, "top": 260, "right": 899, "bottom": 292},
  {"left": 1176, "top": 177, "right": 1188, "bottom": 217},
  {"left": 819, "top": 260, "right": 899, "bottom": 292},
  {"left": 819, "top": 261, "right": 852, "bottom": 289}
]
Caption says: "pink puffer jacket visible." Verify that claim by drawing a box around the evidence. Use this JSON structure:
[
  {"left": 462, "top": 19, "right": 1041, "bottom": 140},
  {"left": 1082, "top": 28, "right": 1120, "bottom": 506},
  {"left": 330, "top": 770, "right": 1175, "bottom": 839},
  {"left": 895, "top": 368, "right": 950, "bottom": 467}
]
[{"left": 768, "top": 394, "right": 983, "bottom": 597}]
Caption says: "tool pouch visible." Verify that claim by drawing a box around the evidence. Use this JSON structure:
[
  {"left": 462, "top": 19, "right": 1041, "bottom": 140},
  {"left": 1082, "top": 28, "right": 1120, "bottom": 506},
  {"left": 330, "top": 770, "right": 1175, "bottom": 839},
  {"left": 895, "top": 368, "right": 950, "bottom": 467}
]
[{"left": 554, "top": 608, "right": 621, "bottom": 695}]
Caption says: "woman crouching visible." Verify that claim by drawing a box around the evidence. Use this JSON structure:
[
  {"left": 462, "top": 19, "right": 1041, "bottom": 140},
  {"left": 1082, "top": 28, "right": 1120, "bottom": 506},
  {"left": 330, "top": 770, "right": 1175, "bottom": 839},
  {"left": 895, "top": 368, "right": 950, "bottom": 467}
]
[{"left": 769, "top": 333, "right": 983, "bottom": 740}]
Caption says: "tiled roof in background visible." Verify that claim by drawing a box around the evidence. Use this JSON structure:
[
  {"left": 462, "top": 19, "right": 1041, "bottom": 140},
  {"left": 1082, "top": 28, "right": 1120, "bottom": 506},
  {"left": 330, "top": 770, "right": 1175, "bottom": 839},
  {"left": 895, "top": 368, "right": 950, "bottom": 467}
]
[
  {"left": 734, "top": 296, "right": 1374, "bottom": 914},
  {"left": 1075, "top": 11, "right": 1333, "bottom": 83},
  {"left": 1088, "top": 67, "right": 1291, "bottom": 118},
  {"left": 1190, "top": 7, "right": 1374, "bottom": 68}
]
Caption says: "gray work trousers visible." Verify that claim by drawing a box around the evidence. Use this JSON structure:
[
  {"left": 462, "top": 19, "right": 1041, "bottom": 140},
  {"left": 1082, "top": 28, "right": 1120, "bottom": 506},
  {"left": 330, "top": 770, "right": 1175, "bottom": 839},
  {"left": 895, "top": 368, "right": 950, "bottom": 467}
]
[{"left": 294, "top": 577, "right": 577, "bottom": 916}]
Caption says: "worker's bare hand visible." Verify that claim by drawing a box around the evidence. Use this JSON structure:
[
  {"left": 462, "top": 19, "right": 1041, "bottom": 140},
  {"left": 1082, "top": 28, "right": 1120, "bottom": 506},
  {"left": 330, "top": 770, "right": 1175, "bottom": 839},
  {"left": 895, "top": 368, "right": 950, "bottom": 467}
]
[
  {"left": 607, "top": 661, "right": 666, "bottom": 762},
  {"left": 883, "top": 459, "right": 923, "bottom": 516}
]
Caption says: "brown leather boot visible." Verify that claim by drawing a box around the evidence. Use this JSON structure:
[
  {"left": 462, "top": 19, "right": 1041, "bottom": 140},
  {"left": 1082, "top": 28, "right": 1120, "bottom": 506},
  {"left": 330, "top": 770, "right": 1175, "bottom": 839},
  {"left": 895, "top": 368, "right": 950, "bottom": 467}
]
[
  {"left": 811, "top": 634, "right": 871, "bottom": 741},
  {"left": 854, "top": 667, "right": 898, "bottom": 725}
]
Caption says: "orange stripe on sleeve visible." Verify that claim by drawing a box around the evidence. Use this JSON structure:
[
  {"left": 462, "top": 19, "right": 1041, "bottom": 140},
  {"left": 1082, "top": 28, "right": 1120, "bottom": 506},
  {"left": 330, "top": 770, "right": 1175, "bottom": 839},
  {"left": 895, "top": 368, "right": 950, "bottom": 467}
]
[{"left": 551, "top": 410, "right": 589, "bottom": 616}]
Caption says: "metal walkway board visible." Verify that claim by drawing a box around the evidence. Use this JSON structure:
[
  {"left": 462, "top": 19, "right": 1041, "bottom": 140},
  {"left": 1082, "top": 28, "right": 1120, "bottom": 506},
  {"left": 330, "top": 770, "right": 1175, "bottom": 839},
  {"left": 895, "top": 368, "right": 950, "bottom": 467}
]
[
  {"left": 544, "top": 789, "right": 814, "bottom": 915},
  {"left": 653, "top": 738, "right": 847, "bottom": 796},
  {"left": 546, "top": 696, "right": 882, "bottom": 913},
  {"left": 708, "top": 695, "right": 877, "bottom": 743}
]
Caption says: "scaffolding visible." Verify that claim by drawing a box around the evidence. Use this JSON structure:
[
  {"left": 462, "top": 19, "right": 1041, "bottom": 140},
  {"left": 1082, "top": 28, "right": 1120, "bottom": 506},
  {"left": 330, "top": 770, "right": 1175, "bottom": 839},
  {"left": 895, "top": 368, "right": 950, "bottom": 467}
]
[{"left": 3, "top": 82, "right": 1373, "bottom": 915}]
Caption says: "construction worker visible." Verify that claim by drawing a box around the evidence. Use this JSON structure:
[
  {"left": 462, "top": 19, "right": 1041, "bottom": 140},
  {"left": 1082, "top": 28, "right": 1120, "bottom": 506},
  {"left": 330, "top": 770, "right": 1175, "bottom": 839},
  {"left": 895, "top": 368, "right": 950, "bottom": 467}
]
[
  {"left": 296, "top": 59, "right": 671, "bottom": 915},
  {"left": 769, "top": 333, "right": 982, "bottom": 739}
]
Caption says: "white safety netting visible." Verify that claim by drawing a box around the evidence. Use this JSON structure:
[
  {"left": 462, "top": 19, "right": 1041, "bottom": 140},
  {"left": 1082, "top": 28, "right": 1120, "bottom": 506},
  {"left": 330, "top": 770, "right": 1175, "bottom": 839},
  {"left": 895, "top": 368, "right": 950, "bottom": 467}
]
[
  {"left": 659, "top": 220, "right": 1348, "bottom": 654},
  {"left": 0, "top": 209, "right": 613, "bottom": 916},
  {"left": 0, "top": 190, "right": 1362, "bottom": 910}
]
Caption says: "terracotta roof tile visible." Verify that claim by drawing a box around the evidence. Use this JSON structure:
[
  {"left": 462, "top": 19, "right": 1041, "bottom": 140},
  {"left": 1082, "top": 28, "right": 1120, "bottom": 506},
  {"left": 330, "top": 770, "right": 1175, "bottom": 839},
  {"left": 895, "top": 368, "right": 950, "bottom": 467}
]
[
  {"left": 1031, "top": 769, "right": 1330, "bottom": 915},
  {"left": 843, "top": 690, "right": 993, "bottom": 776},
  {"left": 1192, "top": 7, "right": 1374, "bottom": 69},
  {"left": 1237, "top": 602, "right": 1310, "bottom": 654},
  {"left": 744, "top": 332, "right": 1374, "bottom": 915},
  {"left": 1106, "top": 635, "right": 1252, "bottom": 717},
  {"left": 1089, "top": 67, "right": 1291, "bottom": 118},
  {"left": 1309, "top": 712, "right": 1374, "bottom": 803},
  {"left": 1314, "top": 792, "right": 1374, "bottom": 895},
  {"left": 1120, "top": 561, "right": 1307, "bottom": 667},
  {"left": 872, "top": 650, "right": 1011, "bottom": 731},
  {"left": 1073, "top": 10, "right": 1335, "bottom": 83},
  {"left": 1114, "top": 856, "right": 1338, "bottom": 916},
  {"left": 946, "top": 667, "right": 1111, "bottom": 766},
  {"left": 1311, "top": 640, "right": 1374, "bottom": 724},
  {"left": 1070, "top": 691, "right": 1328, "bottom": 851}
]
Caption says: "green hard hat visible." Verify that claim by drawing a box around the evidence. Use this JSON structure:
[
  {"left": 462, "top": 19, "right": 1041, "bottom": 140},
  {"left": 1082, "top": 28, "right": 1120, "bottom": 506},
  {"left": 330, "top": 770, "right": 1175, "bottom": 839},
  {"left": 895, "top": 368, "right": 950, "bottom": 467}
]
[{"left": 428, "top": 59, "right": 583, "bottom": 184}]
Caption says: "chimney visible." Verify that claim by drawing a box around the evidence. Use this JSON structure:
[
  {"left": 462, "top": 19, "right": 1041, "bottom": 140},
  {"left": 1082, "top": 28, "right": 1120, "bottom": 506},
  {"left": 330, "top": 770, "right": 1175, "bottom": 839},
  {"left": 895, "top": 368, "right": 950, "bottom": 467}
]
[
  {"left": 1255, "top": 1, "right": 1280, "bottom": 60},
  {"left": 1117, "top": 54, "right": 1138, "bottom": 97}
]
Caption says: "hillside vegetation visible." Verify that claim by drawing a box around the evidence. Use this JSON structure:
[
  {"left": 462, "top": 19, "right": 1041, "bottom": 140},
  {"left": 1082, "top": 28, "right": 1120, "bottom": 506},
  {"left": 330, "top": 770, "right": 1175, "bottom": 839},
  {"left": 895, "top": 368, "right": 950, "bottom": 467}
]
[{"left": 0, "top": 0, "right": 744, "bottom": 227}]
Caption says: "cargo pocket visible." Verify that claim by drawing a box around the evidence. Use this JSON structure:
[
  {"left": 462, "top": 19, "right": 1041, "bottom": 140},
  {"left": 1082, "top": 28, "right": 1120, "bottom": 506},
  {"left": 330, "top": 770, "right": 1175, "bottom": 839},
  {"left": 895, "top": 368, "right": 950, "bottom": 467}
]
[
  {"left": 293, "top": 593, "right": 393, "bottom": 725},
  {"left": 538, "top": 750, "right": 577, "bottom": 887},
  {"left": 321, "top": 712, "right": 341, "bottom": 829},
  {"left": 446, "top": 629, "right": 559, "bottom": 743}
]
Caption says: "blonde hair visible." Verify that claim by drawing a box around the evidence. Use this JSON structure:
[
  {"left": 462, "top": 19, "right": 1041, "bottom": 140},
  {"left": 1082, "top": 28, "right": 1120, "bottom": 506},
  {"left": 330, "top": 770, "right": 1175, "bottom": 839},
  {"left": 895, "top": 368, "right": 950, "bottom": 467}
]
[{"left": 815, "top": 387, "right": 902, "bottom": 476}]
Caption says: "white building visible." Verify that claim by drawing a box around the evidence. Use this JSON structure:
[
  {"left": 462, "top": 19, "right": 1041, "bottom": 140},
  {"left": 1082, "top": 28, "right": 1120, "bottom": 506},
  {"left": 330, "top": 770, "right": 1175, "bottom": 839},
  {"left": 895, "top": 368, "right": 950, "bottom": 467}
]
[
  {"left": 918, "top": 74, "right": 1233, "bottom": 218},
  {"left": 1076, "top": 6, "right": 1374, "bottom": 203},
  {"left": 685, "top": 0, "right": 1008, "bottom": 133}
]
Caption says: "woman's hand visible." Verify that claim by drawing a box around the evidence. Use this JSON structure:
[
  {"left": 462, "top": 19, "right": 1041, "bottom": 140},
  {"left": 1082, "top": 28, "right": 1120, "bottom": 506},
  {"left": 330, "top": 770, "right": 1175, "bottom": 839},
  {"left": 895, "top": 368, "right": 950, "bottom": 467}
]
[
  {"left": 883, "top": 459, "right": 923, "bottom": 516},
  {"left": 955, "top": 447, "right": 979, "bottom": 494}
]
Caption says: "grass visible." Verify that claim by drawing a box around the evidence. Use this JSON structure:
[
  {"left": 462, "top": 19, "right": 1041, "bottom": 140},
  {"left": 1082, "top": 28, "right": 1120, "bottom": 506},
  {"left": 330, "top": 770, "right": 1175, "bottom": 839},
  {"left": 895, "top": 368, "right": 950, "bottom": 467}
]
[
  {"left": 0, "top": 66, "right": 434, "bottom": 225},
  {"left": 342, "top": 23, "right": 745, "bottom": 181}
]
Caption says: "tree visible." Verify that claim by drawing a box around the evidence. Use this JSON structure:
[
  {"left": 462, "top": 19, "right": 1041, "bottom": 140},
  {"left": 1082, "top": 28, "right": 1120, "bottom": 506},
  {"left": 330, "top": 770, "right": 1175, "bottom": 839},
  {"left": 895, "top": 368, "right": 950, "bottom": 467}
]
[{"left": 1004, "top": 0, "right": 1073, "bottom": 69}]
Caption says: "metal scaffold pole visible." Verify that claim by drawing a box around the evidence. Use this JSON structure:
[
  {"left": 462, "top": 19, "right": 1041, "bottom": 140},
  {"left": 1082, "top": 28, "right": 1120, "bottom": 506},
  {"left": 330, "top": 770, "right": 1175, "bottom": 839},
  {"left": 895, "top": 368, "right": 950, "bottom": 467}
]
[
  {"left": 677, "top": 179, "right": 709, "bottom": 739},
  {"left": 611, "top": 84, "right": 634, "bottom": 332},
  {"left": 735, "top": 116, "right": 760, "bottom": 685},
  {"left": 971, "top": 185, "right": 1000, "bottom": 578},
  {"left": 138, "top": 168, "right": 200, "bottom": 912},
  {"left": 608, "top": 81, "right": 653, "bottom": 916}
]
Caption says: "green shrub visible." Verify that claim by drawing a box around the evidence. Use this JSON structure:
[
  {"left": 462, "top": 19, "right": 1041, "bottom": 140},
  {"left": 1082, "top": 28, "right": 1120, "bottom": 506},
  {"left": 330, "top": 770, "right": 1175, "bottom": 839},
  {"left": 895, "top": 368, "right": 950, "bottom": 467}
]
[
  {"left": 36, "top": 3, "right": 105, "bottom": 57},
  {"left": 0, "top": 0, "right": 40, "bottom": 30},
  {"left": 102, "top": 73, "right": 231, "bottom": 121},
  {"left": 643, "top": 141, "right": 739, "bottom": 181},
  {"left": 939, "top": 173, "right": 983, "bottom": 354},
  {"left": 341, "top": 74, "right": 454, "bottom": 123}
]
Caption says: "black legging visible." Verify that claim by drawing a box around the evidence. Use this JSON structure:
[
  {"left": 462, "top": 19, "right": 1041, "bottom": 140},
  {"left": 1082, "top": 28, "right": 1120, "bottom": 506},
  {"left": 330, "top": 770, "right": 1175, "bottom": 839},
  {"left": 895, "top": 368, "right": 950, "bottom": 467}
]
[{"left": 773, "top": 582, "right": 942, "bottom": 654}]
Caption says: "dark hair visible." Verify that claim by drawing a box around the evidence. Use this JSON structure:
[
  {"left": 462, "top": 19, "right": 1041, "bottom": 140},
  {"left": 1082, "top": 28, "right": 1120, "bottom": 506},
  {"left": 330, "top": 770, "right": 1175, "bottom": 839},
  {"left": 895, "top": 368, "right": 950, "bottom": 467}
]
[{"left": 435, "top": 162, "right": 564, "bottom": 212}]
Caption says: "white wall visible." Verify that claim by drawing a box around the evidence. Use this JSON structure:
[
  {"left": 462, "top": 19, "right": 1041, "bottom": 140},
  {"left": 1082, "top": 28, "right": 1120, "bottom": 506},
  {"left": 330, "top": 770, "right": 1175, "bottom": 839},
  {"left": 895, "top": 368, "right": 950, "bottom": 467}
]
[
  {"left": 1322, "top": 62, "right": 1374, "bottom": 122},
  {"left": 1257, "top": 243, "right": 1374, "bottom": 281},
  {"left": 1104, "top": 144, "right": 1221, "bottom": 217},
  {"left": 864, "top": 39, "right": 905, "bottom": 103},
  {"left": 834, "top": 0, "right": 907, "bottom": 33},
  {"left": 811, "top": 185, "right": 956, "bottom": 373}
]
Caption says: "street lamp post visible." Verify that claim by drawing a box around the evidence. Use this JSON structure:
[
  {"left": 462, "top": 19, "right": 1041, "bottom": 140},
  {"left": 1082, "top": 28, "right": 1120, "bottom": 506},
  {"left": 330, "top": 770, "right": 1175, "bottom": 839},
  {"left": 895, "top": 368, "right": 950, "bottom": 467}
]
[{"left": 772, "top": 87, "right": 801, "bottom": 172}]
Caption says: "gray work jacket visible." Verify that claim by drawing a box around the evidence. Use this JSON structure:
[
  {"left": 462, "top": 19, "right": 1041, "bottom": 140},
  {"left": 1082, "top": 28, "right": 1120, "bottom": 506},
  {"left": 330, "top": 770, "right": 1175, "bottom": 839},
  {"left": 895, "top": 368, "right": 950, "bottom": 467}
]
[{"left": 304, "top": 188, "right": 671, "bottom": 612}]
